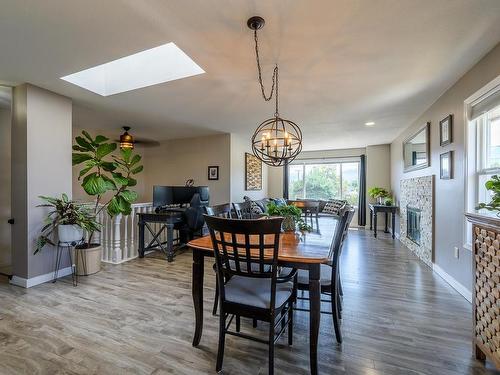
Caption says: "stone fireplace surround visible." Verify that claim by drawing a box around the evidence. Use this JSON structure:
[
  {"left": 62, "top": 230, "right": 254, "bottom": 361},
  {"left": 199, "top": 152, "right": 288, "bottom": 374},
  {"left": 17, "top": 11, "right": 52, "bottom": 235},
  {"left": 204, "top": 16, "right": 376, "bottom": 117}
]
[{"left": 400, "top": 175, "right": 434, "bottom": 267}]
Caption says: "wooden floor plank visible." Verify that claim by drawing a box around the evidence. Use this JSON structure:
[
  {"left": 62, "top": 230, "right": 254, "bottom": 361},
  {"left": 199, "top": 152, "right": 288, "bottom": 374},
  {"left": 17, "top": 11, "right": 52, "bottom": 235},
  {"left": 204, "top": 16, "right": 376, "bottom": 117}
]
[{"left": 0, "top": 218, "right": 497, "bottom": 374}]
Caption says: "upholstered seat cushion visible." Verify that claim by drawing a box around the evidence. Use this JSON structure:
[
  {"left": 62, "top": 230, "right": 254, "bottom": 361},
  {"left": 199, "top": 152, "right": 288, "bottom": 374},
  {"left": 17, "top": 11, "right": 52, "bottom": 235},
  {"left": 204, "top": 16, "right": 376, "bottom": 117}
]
[
  {"left": 294, "top": 264, "right": 333, "bottom": 286},
  {"left": 224, "top": 276, "right": 293, "bottom": 309}
]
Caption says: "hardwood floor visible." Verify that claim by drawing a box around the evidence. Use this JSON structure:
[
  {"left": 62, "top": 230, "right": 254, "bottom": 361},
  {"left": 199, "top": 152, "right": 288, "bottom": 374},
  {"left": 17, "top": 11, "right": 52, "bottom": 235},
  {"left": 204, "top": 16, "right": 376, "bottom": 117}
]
[{"left": 0, "top": 218, "right": 498, "bottom": 374}]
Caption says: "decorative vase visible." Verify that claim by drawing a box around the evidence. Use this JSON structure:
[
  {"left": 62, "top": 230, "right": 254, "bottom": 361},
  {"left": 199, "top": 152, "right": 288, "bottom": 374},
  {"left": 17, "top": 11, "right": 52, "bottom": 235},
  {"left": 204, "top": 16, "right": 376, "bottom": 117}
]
[
  {"left": 377, "top": 197, "right": 384, "bottom": 205},
  {"left": 74, "top": 243, "right": 102, "bottom": 275},
  {"left": 58, "top": 224, "right": 84, "bottom": 244},
  {"left": 282, "top": 216, "right": 296, "bottom": 232}
]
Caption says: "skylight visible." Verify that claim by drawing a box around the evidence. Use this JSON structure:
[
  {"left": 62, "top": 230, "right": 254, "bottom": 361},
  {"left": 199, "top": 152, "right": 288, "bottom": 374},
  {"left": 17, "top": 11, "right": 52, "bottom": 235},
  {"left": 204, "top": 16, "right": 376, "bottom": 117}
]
[{"left": 61, "top": 43, "right": 204, "bottom": 96}]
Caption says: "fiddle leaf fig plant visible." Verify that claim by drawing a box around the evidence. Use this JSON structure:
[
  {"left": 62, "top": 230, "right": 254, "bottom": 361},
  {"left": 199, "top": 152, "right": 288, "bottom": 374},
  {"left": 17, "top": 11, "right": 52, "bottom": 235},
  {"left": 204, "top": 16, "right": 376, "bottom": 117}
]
[
  {"left": 477, "top": 175, "right": 500, "bottom": 215},
  {"left": 72, "top": 131, "right": 144, "bottom": 245}
]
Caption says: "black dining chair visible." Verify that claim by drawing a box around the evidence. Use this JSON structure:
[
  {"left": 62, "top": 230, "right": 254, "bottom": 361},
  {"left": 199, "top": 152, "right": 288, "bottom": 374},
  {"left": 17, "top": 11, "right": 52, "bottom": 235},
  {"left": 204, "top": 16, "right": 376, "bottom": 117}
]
[
  {"left": 204, "top": 204, "right": 234, "bottom": 316},
  {"left": 294, "top": 206, "right": 354, "bottom": 343},
  {"left": 232, "top": 201, "right": 254, "bottom": 219},
  {"left": 204, "top": 203, "right": 233, "bottom": 218},
  {"left": 204, "top": 215, "right": 297, "bottom": 375}
]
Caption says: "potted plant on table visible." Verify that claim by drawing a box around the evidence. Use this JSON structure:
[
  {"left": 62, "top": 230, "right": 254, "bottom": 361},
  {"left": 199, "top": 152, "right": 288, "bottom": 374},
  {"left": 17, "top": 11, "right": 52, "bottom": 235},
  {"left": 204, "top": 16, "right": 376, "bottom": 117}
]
[
  {"left": 266, "top": 202, "right": 312, "bottom": 232},
  {"left": 368, "top": 187, "right": 390, "bottom": 205},
  {"left": 71, "top": 131, "right": 144, "bottom": 275},
  {"left": 477, "top": 175, "right": 500, "bottom": 216},
  {"left": 35, "top": 194, "right": 101, "bottom": 254}
]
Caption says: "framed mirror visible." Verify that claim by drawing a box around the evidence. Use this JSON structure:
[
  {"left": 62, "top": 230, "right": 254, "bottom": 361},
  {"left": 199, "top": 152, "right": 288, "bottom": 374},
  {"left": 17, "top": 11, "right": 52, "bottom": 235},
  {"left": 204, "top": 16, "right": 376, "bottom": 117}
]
[{"left": 403, "top": 122, "right": 430, "bottom": 172}]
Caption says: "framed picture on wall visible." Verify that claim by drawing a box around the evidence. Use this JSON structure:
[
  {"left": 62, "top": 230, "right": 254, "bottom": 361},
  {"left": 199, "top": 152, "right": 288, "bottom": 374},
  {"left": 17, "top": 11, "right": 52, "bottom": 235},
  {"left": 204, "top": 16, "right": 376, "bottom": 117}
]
[
  {"left": 440, "top": 151, "right": 453, "bottom": 179},
  {"left": 439, "top": 114, "right": 453, "bottom": 146},
  {"left": 245, "top": 153, "right": 262, "bottom": 190},
  {"left": 208, "top": 166, "right": 219, "bottom": 181}
]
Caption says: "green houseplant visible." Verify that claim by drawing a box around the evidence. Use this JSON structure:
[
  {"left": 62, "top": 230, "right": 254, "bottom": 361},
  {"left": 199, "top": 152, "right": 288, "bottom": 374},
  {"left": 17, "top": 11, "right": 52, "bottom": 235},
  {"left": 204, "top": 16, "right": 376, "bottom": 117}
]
[
  {"left": 71, "top": 131, "right": 144, "bottom": 274},
  {"left": 266, "top": 202, "right": 312, "bottom": 232},
  {"left": 35, "top": 194, "right": 100, "bottom": 254},
  {"left": 477, "top": 175, "right": 500, "bottom": 216},
  {"left": 368, "top": 187, "right": 390, "bottom": 204}
]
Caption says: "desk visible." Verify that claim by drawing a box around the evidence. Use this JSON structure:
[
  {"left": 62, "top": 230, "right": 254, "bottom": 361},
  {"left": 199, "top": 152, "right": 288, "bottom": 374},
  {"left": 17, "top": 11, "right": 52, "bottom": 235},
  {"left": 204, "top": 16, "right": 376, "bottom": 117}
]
[
  {"left": 369, "top": 204, "right": 397, "bottom": 239},
  {"left": 137, "top": 211, "right": 184, "bottom": 262},
  {"left": 188, "top": 229, "right": 334, "bottom": 375}
]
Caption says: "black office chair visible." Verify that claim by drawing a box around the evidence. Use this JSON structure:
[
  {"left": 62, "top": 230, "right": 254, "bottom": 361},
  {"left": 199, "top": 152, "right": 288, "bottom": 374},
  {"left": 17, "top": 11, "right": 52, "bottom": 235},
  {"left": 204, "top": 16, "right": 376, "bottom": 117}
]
[
  {"left": 294, "top": 206, "right": 354, "bottom": 343},
  {"left": 204, "top": 215, "right": 297, "bottom": 374}
]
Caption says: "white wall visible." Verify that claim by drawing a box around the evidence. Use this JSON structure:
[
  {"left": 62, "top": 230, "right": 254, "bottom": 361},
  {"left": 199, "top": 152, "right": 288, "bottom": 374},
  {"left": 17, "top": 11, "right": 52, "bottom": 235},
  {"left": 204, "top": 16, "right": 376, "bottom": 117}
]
[
  {"left": 230, "top": 133, "right": 268, "bottom": 202},
  {"left": 11, "top": 84, "right": 72, "bottom": 281},
  {"left": 0, "top": 106, "right": 11, "bottom": 269},
  {"left": 142, "top": 134, "right": 231, "bottom": 205},
  {"left": 366, "top": 144, "right": 391, "bottom": 227},
  {"left": 391, "top": 42, "right": 500, "bottom": 293}
]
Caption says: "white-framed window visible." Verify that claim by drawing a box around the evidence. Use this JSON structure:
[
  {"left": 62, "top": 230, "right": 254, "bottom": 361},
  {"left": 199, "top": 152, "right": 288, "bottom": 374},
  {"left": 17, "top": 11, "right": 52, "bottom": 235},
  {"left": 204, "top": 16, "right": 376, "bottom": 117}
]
[
  {"left": 465, "top": 76, "right": 500, "bottom": 248},
  {"left": 287, "top": 158, "right": 360, "bottom": 206},
  {"left": 476, "top": 107, "right": 500, "bottom": 203}
]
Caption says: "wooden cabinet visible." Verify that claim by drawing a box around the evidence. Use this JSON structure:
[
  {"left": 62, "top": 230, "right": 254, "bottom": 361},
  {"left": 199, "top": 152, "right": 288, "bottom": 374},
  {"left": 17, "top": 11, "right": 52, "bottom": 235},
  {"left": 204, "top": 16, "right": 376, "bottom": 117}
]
[{"left": 466, "top": 212, "right": 500, "bottom": 368}]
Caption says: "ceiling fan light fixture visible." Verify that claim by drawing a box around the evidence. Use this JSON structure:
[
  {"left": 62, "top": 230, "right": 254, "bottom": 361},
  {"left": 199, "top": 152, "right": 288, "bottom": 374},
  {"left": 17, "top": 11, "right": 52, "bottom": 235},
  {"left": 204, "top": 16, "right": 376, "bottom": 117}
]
[{"left": 119, "top": 126, "right": 134, "bottom": 150}]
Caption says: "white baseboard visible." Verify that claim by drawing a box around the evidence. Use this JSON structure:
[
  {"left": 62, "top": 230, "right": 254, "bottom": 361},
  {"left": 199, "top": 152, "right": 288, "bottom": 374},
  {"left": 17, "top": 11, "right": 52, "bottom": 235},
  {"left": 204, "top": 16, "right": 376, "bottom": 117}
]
[
  {"left": 10, "top": 266, "right": 73, "bottom": 288},
  {"left": 432, "top": 263, "right": 472, "bottom": 303}
]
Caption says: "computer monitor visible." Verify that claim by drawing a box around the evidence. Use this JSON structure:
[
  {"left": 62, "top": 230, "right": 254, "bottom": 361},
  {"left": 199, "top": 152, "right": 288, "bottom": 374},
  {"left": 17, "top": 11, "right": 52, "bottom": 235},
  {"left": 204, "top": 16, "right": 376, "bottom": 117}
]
[{"left": 153, "top": 185, "right": 173, "bottom": 208}]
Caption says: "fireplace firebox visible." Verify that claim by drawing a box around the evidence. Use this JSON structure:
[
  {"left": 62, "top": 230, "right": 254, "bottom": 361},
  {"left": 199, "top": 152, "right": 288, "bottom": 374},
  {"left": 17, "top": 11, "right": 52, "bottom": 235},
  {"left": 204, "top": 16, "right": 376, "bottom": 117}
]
[{"left": 407, "top": 206, "right": 421, "bottom": 245}]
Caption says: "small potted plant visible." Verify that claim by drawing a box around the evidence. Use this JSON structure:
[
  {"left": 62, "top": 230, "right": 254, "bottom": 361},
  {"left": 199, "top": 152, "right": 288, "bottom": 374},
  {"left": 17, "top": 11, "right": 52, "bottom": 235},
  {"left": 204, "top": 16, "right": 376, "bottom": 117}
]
[
  {"left": 477, "top": 175, "right": 500, "bottom": 216},
  {"left": 35, "top": 194, "right": 100, "bottom": 254},
  {"left": 266, "top": 202, "right": 312, "bottom": 232},
  {"left": 384, "top": 197, "right": 394, "bottom": 206},
  {"left": 368, "top": 187, "right": 390, "bottom": 204},
  {"left": 71, "top": 131, "right": 144, "bottom": 274}
]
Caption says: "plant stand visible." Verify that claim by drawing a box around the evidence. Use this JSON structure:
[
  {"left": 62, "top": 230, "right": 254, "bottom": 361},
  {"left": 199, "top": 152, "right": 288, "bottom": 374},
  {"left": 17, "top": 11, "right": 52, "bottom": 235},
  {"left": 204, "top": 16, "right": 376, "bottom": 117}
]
[{"left": 53, "top": 240, "right": 82, "bottom": 287}]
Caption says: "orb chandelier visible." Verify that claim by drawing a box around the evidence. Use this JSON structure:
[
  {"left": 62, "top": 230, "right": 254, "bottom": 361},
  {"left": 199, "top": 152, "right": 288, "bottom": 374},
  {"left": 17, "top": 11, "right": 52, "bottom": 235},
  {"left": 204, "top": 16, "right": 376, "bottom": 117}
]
[
  {"left": 119, "top": 126, "right": 134, "bottom": 150},
  {"left": 248, "top": 16, "right": 302, "bottom": 167}
]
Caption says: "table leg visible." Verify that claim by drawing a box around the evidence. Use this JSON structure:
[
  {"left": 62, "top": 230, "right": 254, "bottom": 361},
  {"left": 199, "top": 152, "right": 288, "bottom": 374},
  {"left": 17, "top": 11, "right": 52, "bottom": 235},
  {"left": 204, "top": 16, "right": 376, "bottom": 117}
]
[
  {"left": 167, "top": 223, "right": 174, "bottom": 262},
  {"left": 192, "top": 250, "right": 205, "bottom": 347},
  {"left": 138, "top": 219, "right": 145, "bottom": 258},
  {"left": 392, "top": 212, "right": 396, "bottom": 239},
  {"left": 373, "top": 211, "right": 377, "bottom": 238},
  {"left": 309, "top": 264, "right": 321, "bottom": 375},
  {"left": 369, "top": 209, "right": 373, "bottom": 230},
  {"left": 384, "top": 212, "right": 389, "bottom": 233}
]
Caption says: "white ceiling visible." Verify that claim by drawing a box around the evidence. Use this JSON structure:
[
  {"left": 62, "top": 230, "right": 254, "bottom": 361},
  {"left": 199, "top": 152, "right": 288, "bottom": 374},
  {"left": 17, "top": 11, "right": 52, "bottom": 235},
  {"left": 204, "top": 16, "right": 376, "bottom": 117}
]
[{"left": 1, "top": 0, "right": 500, "bottom": 150}]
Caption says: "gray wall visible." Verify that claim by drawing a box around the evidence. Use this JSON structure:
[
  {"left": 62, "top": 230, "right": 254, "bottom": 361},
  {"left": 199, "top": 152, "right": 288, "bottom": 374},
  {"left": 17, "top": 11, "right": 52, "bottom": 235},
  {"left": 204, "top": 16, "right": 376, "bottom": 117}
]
[
  {"left": 11, "top": 84, "right": 72, "bottom": 280},
  {"left": 142, "top": 134, "right": 231, "bottom": 205},
  {"left": 390, "top": 42, "right": 500, "bottom": 292},
  {"left": 0, "top": 105, "right": 11, "bottom": 269}
]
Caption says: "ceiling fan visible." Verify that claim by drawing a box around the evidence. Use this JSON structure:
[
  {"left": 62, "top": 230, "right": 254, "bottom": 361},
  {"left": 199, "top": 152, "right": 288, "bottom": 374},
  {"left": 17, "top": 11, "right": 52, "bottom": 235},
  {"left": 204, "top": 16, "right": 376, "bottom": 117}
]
[{"left": 116, "top": 126, "right": 160, "bottom": 149}]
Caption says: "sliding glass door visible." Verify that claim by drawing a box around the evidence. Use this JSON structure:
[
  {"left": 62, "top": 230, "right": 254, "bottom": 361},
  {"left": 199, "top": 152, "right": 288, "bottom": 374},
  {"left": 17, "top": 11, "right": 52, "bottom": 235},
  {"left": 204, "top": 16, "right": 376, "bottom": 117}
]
[{"left": 288, "top": 159, "right": 359, "bottom": 205}]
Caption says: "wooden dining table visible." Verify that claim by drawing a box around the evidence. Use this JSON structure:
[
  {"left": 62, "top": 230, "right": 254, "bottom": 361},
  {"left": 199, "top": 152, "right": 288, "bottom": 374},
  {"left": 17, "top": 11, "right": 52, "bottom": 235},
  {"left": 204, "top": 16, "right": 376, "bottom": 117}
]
[{"left": 188, "top": 227, "right": 336, "bottom": 375}]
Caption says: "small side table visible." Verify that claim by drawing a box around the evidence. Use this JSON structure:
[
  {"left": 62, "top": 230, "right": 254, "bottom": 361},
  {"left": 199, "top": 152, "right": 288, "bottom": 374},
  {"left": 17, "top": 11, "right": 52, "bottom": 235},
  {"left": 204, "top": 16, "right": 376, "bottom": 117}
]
[
  {"left": 369, "top": 204, "right": 398, "bottom": 239},
  {"left": 53, "top": 240, "right": 82, "bottom": 287}
]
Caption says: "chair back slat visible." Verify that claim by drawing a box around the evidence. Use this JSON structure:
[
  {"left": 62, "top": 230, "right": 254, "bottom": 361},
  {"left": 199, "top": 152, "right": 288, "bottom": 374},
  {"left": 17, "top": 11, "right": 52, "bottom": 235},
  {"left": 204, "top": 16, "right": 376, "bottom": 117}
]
[
  {"left": 329, "top": 206, "right": 355, "bottom": 278},
  {"left": 204, "top": 216, "right": 283, "bottom": 288},
  {"left": 205, "top": 203, "right": 233, "bottom": 218}
]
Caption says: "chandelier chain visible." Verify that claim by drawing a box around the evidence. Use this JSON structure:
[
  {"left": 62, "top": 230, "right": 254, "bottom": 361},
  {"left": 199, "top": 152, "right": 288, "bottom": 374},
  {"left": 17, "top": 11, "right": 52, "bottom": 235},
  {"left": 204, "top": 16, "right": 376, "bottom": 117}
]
[{"left": 253, "top": 30, "right": 279, "bottom": 116}]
